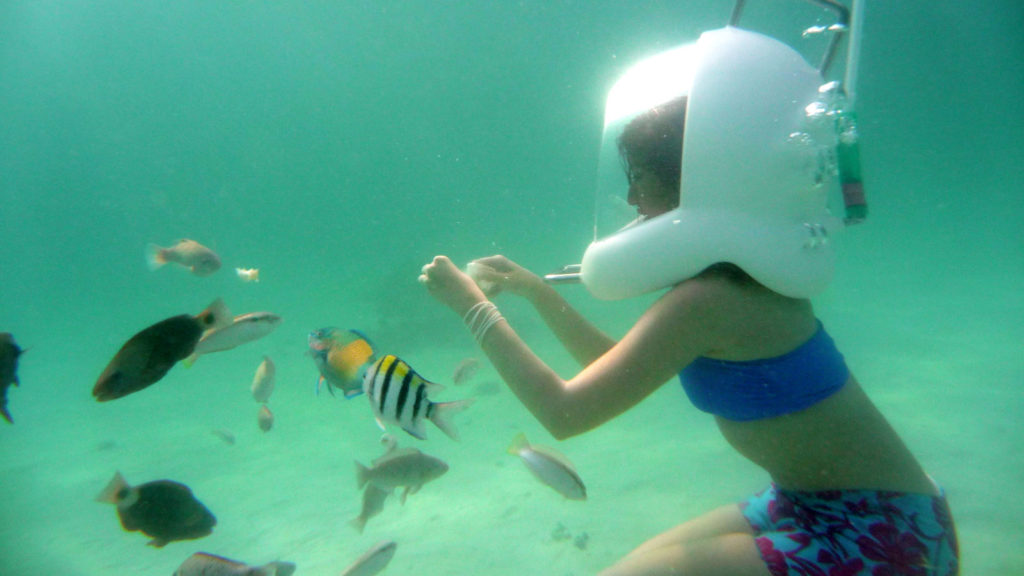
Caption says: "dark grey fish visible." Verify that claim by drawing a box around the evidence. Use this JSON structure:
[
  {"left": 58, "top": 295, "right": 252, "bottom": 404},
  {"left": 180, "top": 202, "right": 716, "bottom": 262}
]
[
  {"left": 0, "top": 332, "right": 24, "bottom": 424},
  {"left": 96, "top": 471, "right": 216, "bottom": 547},
  {"left": 92, "top": 299, "right": 229, "bottom": 402}
]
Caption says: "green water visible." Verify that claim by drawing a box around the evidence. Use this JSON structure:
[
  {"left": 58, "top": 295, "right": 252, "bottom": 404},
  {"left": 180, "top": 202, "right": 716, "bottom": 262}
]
[{"left": 1, "top": 1, "right": 1021, "bottom": 574}]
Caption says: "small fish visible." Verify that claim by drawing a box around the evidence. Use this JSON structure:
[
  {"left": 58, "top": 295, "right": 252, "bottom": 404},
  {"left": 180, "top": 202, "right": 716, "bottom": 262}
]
[
  {"left": 235, "top": 267, "right": 260, "bottom": 282},
  {"left": 147, "top": 239, "right": 221, "bottom": 276},
  {"left": 0, "top": 333, "right": 25, "bottom": 423},
  {"left": 93, "top": 299, "right": 231, "bottom": 401},
  {"left": 251, "top": 356, "right": 276, "bottom": 403},
  {"left": 507, "top": 433, "right": 587, "bottom": 501},
  {"left": 355, "top": 446, "right": 449, "bottom": 503},
  {"left": 174, "top": 552, "right": 295, "bottom": 576},
  {"left": 350, "top": 483, "right": 391, "bottom": 534},
  {"left": 451, "top": 357, "right": 480, "bottom": 385},
  {"left": 211, "top": 429, "right": 236, "bottom": 445},
  {"left": 340, "top": 540, "right": 397, "bottom": 576},
  {"left": 185, "top": 311, "right": 282, "bottom": 366},
  {"left": 363, "top": 354, "right": 473, "bottom": 440},
  {"left": 308, "top": 328, "right": 377, "bottom": 398},
  {"left": 258, "top": 405, "right": 274, "bottom": 432},
  {"left": 95, "top": 471, "right": 216, "bottom": 547}
]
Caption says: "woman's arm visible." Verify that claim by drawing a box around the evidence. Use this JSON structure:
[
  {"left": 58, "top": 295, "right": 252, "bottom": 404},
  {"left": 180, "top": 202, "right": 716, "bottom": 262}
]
[
  {"left": 421, "top": 256, "right": 721, "bottom": 439},
  {"left": 468, "top": 255, "right": 615, "bottom": 366}
]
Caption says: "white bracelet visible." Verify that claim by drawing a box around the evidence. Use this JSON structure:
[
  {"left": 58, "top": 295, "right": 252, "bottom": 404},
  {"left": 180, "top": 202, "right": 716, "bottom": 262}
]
[{"left": 463, "top": 301, "right": 505, "bottom": 344}]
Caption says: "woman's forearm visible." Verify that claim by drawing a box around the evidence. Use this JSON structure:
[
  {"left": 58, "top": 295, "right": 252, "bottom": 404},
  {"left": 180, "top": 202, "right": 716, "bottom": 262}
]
[{"left": 527, "top": 283, "right": 616, "bottom": 366}]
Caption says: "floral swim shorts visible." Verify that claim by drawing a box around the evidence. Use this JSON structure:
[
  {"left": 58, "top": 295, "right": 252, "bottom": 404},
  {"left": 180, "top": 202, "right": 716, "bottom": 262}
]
[{"left": 740, "top": 484, "right": 959, "bottom": 576}]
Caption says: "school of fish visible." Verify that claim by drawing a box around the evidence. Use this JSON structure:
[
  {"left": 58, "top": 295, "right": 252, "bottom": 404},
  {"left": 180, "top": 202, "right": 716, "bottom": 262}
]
[{"left": 3, "top": 236, "right": 593, "bottom": 574}]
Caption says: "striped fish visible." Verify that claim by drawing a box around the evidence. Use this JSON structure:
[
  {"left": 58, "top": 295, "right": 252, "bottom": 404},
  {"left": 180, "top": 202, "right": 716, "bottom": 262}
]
[{"left": 362, "top": 355, "right": 473, "bottom": 440}]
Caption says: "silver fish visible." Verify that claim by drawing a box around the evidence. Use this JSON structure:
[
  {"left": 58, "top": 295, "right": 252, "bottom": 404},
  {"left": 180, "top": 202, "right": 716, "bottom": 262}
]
[
  {"left": 355, "top": 446, "right": 448, "bottom": 503},
  {"left": 350, "top": 483, "right": 391, "bottom": 534},
  {"left": 362, "top": 354, "right": 473, "bottom": 440},
  {"left": 258, "top": 405, "right": 274, "bottom": 432},
  {"left": 0, "top": 333, "right": 24, "bottom": 423},
  {"left": 340, "top": 540, "right": 397, "bottom": 576},
  {"left": 174, "top": 552, "right": 295, "bottom": 576},
  {"left": 185, "top": 312, "right": 282, "bottom": 366},
  {"left": 508, "top": 433, "right": 587, "bottom": 501},
  {"left": 147, "top": 239, "right": 221, "bottom": 276},
  {"left": 251, "top": 356, "right": 276, "bottom": 403},
  {"left": 451, "top": 357, "right": 480, "bottom": 385}
]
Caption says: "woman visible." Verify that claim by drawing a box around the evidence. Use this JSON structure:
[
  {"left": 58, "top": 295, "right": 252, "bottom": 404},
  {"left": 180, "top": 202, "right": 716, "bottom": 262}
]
[{"left": 419, "top": 100, "right": 958, "bottom": 575}]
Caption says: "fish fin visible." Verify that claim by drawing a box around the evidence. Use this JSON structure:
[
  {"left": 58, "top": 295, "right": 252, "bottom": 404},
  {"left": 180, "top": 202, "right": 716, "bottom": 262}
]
[
  {"left": 315, "top": 375, "right": 323, "bottom": 396},
  {"left": 355, "top": 461, "right": 370, "bottom": 489},
  {"left": 374, "top": 416, "right": 388, "bottom": 433},
  {"left": 508, "top": 432, "right": 530, "bottom": 456},
  {"left": 429, "top": 397, "right": 475, "bottom": 441},
  {"left": 349, "top": 516, "right": 367, "bottom": 534},
  {"left": 401, "top": 421, "right": 428, "bottom": 441},
  {"left": 399, "top": 486, "right": 411, "bottom": 505},
  {"left": 182, "top": 353, "right": 197, "bottom": 368},
  {"left": 197, "top": 298, "right": 232, "bottom": 332},
  {"left": 146, "top": 537, "right": 168, "bottom": 548},
  {"left": 342, "top": 387, "right": 363, "bottom": 400},
  {"left": 95, "top": 471, "right": 129, "bottom": 504},
  {"left": 1, "top": 407, "right": 12, "bottom": 424},
  {"left": 145, "top": 244, "right": 166, "bottom": 270}
]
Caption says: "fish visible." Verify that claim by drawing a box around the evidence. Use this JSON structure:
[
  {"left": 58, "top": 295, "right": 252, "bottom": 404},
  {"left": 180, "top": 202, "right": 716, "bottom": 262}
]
[
  {"left": 147, "top": 239, "right": 222, "bottom": 276},
  {"left": 507, "top": 433, "right": 587, "bottom": 501},
  {"left": 355, "top": 446, "right": 449, "bottom": 503},
  {"left": 0, "top": 333, "right": 25, "bottom": 423},
  {"left": 362, "top": 354, "right": 474, "bottom": 440},
  {"left": 350, "top": 483, "right": 391, "bottom": 534},
  {"left": 235, "top": 267, "right": 260, "bottom": 282},
  {"left": 340, "top": 540, "right": 397, "bottom": 576},
  {"left": 184, "top": 311, "right": 282, "bottom": 366},
  {"left": 451, "top": 357, "right": 480, "bottom": 385},
  {"left": 95, "top": 471, "right": 216, "bottom": 547},
  {"left": 174, "top": 552, "right": 295, "bottom": 576},
  {"left": 211, "top": 429, "right": 236, "bottom": 445},
  {"left": 308, "top": 328, "right": 377, "bottom": 398},
  {"left": 251, "top": 356, "right": 276, "bottom": 403},
  {"left": 258, "top": 405, "right": 274, "bottom": 432},
  {"left": 93, "top": 299, "right": 231, "bottom": 401}
]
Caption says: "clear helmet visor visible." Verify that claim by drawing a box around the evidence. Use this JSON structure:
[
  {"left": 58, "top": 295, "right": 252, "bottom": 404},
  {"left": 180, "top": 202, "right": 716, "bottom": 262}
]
[{"left": 594, "top": 43, "right": 697, "bottom": 240}]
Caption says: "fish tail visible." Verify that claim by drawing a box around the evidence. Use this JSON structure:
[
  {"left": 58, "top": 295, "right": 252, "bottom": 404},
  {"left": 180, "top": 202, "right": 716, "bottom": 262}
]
[
  {"left": 145, "top": 244, "right": 167, "bottom": 270},
  {"left": 348, "top": 516, "right": 367, "bottom": 534},
  {"left": 95, "top": 471, "right": 129, "bottom": 504},
  {"left": 428, "top": 397, "right": 475, "bottom": 441},
  {"left": 355, "top": 460, "right": 370, "bottom": 489},
  {"left": 507, "top": 432, "right": 529, "bottom": 456},
  {"left": 196, "top": 298, "right": 232, "bottom": 332}
]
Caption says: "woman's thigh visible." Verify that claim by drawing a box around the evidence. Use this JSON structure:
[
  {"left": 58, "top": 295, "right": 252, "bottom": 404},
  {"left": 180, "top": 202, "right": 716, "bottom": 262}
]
[{"left": 600, "top": 504, "right": 770, "bottom": 576}]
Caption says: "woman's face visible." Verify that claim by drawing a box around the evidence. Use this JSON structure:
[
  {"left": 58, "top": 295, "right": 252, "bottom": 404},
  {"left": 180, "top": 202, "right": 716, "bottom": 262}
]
[{"left": 626, "top": 165, "right": 677, "bottom": 219}]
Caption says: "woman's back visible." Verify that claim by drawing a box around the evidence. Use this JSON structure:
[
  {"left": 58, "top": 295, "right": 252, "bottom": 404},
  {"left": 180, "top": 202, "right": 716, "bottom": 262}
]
[{"left": 689, "top": 270, "right": 936, "bottom": 495}]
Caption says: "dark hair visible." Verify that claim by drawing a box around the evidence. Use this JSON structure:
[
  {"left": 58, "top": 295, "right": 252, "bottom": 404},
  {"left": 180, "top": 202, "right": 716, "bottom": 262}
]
[{"left": 616, "top": 96, "right": 687, "bottom": 191}]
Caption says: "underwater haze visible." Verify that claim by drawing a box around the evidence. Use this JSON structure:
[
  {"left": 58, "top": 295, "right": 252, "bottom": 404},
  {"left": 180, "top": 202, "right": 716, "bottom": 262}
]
[{"left": 1, "top": 1, "right": 1022, "bottom": 574}]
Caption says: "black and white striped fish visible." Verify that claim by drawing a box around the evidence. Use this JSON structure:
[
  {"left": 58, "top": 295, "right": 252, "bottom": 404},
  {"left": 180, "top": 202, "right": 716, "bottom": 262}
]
[{"left": 363, "top": 355, "right": 473, "bottom": 440}]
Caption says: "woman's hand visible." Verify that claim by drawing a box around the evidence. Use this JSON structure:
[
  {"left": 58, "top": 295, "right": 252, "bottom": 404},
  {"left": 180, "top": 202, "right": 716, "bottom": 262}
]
[
  {"left": 465, "top": 255, "right": 545, "bottom": 300},
  {"left": 419, "top": 256, "right": 488, "bottom": 316}
]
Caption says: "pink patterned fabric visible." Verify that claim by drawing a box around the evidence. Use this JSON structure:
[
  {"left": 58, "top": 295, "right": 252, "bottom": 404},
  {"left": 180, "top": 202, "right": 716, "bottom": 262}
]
[{"left": 740, "top": 484, "right": 959, "bottom": 576}]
